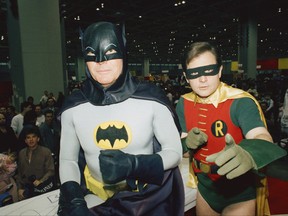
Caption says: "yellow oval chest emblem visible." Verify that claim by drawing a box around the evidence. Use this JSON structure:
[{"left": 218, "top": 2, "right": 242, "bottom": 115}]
[{"left": 94, "top": 121, "right": 132, "bottom": 149}]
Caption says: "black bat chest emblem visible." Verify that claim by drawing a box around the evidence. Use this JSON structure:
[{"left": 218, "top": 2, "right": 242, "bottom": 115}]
[{"left": 94, "top": 121, "right": 131, "bottom": 149}]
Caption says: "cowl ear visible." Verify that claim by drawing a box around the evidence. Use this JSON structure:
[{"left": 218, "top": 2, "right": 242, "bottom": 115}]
[
  {"left": 118, "top": 22, "right": 126, "bottom": 47},
  {"left": 79, "top": 27, "right": 84, "bottom": 52}
]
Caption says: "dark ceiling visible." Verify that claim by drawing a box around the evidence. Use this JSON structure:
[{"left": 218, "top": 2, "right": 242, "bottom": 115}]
[{"left": 0, "top": 0, "right": 288, "bottom": 64}]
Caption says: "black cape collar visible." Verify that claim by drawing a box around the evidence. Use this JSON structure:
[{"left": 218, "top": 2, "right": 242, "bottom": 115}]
[{"left": 81, "top": 72, "right": 139, "bottom": 106}]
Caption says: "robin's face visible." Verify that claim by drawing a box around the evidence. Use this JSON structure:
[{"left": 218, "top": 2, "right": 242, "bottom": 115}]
[{"left": 185, "top": 51, "right": 222, "bottom": 98}]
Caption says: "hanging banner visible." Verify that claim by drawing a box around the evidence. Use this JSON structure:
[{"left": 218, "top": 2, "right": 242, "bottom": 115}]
[
  {"left": 278, "top": 58, "right": 288, "bottom": 69},
  {"left": 257, "top": 59, "right": 278, "bottom": 70}
]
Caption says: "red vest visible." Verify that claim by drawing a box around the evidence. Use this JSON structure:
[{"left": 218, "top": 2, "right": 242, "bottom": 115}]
[{"left": 184, "top": 98, "right": 244, "bottom": 173}]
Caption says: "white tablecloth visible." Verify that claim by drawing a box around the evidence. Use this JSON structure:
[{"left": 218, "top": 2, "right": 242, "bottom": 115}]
[
  {"left": 180, "top": 157, "right": 197, "bottom": 212},
  {"left": 0, "top": 158, "right": 197, "bottom": 215}
]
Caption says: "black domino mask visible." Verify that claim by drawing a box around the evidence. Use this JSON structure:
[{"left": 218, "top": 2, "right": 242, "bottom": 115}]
[{"left": 185, "top": 64, "right": 220, "bottom": 79}]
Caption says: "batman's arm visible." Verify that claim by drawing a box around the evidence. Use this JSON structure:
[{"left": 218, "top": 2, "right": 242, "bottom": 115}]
[
  {"left": 58, "top": 108, "right": 90, "bottom": 215},
  {"left": 59, "top": 108, "right": 82, "bottom": 184},
  {"left": 153, "top": 102, "right": 183, "bottom": 169}
]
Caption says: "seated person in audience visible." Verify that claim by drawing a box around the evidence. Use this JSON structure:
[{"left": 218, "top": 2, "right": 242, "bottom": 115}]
[
  {"left": 0, "top": 152, "right": 18, "bottom": 206},
  {"left": 40, "top": 90, "right": 49, "bottom": 108},
  {"left": 17, "top": 110, "right": 37, "bottom": 152},
  {"left": 42, "top": 97, "right": 59, "bottom": 117},
  {"left": 6, "top": 105, "right": 17, "bottom": 127},
  {"left": 0, "top": 106, "right": 7, "bottom": 121},
  {"left": 39, "top": 109, "right": 61, "bottom": 185},
  {"left": 280, "top": 88, "right": 288, "bottom": 136},
  {"left": 16, "top": 126, "right": 55, "bottom": 200},
  {"left": 39, "top": 109, "right": 61, "bottom": 155},
  {"left": 0, "top": 113, "right": 18, "bottom": 154},
  {"left": 10, "top": 101, "right": 32, "bottom": 137},
  {"left": 35, "top": 104, "right": 45, "bottom": 127}
]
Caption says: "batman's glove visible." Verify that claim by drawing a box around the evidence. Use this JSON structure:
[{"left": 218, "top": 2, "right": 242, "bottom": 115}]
[
  {"left": 99, "top": 150, "right": 164, "bottom": 185},
  {"left": 186, "top": 127, "right": 208, "bottom": 149},
  {"left": 57, "top": 181, "right": 91, "bottom": 216}
]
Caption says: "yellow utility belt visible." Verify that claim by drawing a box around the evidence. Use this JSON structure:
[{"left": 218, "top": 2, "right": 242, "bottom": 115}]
[
  {"left": 84, "top": 166, "right": 128, "bottom": 201},
  {"left": 193, "top": 158, "right": 219, "bottom": 174}
]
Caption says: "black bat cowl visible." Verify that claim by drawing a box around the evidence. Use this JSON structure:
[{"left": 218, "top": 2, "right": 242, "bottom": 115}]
[
  {"left": 81, "top": 21, "right": 139, "bottom": 105},
  {"left": 59, "top": 22, "right": 180, "bottom": 133}
]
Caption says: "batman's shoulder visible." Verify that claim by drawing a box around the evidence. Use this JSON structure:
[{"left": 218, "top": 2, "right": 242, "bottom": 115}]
[
  {"left": 58, "top": 89, "right": 88, "bottom": 116},
  {"left": 132, "top": 80, "right": 182, "bottom": 136},
  {"left": 132, "top": 81, "right": 171, "bottom": 106}
]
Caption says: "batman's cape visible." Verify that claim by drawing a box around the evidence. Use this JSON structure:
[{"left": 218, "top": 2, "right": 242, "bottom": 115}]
[{"left": 89, "top": 167, "right": 184, "bottom": 216}]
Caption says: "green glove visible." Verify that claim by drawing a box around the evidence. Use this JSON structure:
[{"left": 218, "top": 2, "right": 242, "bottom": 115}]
[
  {"left": 206, "top": 134, "right": 257, "bottom": 179},
  {"left": 185, "top": 127, "right": 208, "bottom": 149}
]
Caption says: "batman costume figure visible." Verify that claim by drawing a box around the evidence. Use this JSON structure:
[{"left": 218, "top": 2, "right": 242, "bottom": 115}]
[{"left": 57, "top": 22, "right": 184, "bottom": 216}]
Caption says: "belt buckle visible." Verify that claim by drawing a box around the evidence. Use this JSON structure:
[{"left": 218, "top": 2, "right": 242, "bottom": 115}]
[{"left": 200, "top": 163, "right": 211, "bottom": 174}]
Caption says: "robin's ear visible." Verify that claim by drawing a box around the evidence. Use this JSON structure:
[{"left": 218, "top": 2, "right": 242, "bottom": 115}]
[
  {"left": 218, "top": 65, "right": 223, "bottom": 79},
  {"left": 183, "top": 72, "right": 188, "bottom": 83}
]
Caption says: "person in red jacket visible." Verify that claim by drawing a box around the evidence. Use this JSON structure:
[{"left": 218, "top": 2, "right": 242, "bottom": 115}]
[{"left": 176, "top": 41, "right": 286, "bottom": 216}]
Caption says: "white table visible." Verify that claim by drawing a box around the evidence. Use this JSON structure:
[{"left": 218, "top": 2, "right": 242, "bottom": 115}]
[
  {"left": 181, "top": 157, "right": 197, "bottom": 212},
  {"left": 0, "top": 158, "right": 197, "bottom": 215}
]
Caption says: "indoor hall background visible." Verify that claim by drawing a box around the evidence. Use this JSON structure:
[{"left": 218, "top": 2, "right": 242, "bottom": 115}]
[{"left": 0, "top": 0, "right": 287, "bottom": 64}]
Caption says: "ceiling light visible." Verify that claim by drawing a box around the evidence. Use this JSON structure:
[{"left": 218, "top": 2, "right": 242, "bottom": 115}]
[{"left": 74, "top": 16, "right": 80, "bottom": 20}]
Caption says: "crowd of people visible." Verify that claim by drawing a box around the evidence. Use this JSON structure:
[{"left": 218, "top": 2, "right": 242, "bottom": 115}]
[
  {"left": 0, "top": 92, "right": 62, "bottom": 206},
  {"left": 0, "top": 68, "right": 287, "bottom": 211},
  {"left": 0, "top": 21, "right": 287, "bottom": 216},
  {"left": 0, "top": 71, "right": 287, "bottom": 211}
]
